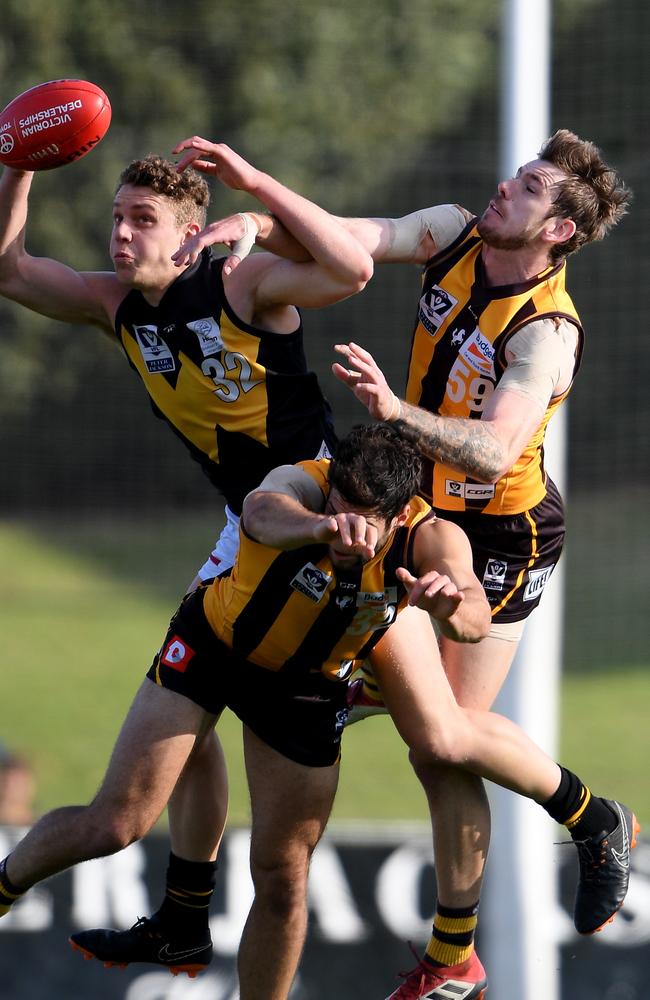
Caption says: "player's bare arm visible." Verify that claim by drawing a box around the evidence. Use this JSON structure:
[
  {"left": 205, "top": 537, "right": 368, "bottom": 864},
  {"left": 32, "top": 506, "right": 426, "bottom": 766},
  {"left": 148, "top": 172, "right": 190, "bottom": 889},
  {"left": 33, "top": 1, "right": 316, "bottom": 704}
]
[
  {"left": 333, "top": 340, "right": 545, "bottom": 482},
  {"left": 173, "top": 137, "right": 373, "bottom": 288},
  {"left": 0, "top": 167, "right": 118, "bottom": 330},
  {"left": 243, "top": 489, "right": 378, "bottom": 559},
  {"left": 171, "top": 211, "right": 311, "bottom": 272},
  {"left": 243, "top": 468, "right": 381, "bottom": 561},
  {"left": 174, "top": 202, "right": 472, "bottom": 275},
  {"left": 404, "top": 517, "right": 491, "bottom": 642}
]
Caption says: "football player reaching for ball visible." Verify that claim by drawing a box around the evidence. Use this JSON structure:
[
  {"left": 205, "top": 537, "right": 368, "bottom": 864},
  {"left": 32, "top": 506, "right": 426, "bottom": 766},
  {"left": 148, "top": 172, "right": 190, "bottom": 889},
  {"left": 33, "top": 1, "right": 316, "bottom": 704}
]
[{"left": 0, "top": 132, "right": 639, "bottom": 1000}]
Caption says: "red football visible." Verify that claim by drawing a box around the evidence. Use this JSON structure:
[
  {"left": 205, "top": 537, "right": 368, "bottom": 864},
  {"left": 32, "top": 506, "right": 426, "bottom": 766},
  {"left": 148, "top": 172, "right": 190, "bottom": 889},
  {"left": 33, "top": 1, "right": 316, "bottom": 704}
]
[{"left": 0, "top": 79, "right": 111, "bottom": 171}]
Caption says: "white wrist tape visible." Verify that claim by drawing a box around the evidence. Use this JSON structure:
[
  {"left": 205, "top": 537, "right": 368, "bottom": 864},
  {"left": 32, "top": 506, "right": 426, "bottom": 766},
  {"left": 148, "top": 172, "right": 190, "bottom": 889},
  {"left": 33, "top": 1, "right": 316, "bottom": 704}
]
[
  {"left": 230, "top": 212, "right": 261, "bottom": 260},
  {"left": 387, "top": 393, "right": 402, "bottom": 421}
]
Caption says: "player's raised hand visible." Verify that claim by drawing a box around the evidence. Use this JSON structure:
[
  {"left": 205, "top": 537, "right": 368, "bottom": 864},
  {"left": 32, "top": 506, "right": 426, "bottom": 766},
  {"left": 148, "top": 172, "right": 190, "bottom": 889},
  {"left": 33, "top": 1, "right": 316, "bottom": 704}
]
[
  {"left": 172, "top": 137, "right": 261, "bottom": 193},
  {"left": 172, "top": 212, "right": 259, "bottom": 272},
  {"left": 396, "top": 566, "right": 465, "bottom": 620},
  {"left": 332, "top": 342, "right": 401, "bottom": 421}
]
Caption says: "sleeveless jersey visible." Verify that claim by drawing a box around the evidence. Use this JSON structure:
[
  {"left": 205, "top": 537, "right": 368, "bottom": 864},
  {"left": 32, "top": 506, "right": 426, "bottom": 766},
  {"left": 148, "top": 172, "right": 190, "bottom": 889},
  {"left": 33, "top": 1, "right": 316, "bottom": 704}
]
[
  {"left": 203, "top": 459, "right": 435, "bottom": 681},
  {"left": 406, "top": 220, "right": 583, "bottom": 515},
  {"left": 113, "top": 249, "right": 337, "bottom": 514}
]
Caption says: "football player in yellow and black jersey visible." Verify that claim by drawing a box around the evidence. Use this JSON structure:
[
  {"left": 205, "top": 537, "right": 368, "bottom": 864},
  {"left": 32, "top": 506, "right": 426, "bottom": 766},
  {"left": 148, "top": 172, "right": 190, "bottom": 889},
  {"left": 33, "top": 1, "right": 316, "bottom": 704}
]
[
  {"left": 195, "top": 130, "right": 636, "bottom": 998},
  {"left": 0, "top": 423, "right": 635, "bottom": 999},
  {"left": 0, "top": 139, "right": 371, "bottom": 975},
  {"left": 0, "top": 423, "right": 491, "bottom": 991}
]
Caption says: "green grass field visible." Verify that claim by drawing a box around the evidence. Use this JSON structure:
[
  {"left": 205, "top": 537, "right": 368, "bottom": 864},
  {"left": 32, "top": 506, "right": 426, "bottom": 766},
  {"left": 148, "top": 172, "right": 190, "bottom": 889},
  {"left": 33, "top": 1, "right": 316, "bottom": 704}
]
[{"left": 1, "top": 515, "right": 648, "bottom": 827}]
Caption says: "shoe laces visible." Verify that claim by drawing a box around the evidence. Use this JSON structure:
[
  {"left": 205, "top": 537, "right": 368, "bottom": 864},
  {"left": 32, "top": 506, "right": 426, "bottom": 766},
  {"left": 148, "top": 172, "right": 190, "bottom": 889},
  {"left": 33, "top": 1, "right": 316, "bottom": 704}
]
[
  {"left": 131, "top": 916, "right": 161, "bottom": 939},
  {"left": 573, "top": 836, "right": 610, "bottom": 883},
  {"left": 395, "top": 942, "right": 430, "bottom": 993}
]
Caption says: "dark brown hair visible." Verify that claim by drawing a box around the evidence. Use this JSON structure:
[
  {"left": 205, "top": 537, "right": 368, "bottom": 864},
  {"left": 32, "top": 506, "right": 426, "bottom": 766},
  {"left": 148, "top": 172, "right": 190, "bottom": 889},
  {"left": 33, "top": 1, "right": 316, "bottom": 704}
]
[
  {"left": 540, "top": 129, "right": 631, "bottom": 261},
  {"left": 329, "top": 423, "right": 422, "bottom": 521}
]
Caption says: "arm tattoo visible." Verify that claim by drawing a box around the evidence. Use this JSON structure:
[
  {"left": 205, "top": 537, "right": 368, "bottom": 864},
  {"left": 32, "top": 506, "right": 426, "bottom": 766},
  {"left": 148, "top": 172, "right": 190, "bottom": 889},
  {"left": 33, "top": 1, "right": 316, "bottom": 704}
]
[{"left": 394, "top": 401, "right": 505, "bottom": 482}]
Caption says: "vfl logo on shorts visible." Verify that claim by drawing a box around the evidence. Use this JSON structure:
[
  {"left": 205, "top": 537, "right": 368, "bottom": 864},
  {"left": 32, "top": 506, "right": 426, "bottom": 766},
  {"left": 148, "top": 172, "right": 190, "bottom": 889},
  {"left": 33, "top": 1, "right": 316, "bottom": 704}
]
[
  {"left": 160, "top": 635, "right": 195, "bottom": 672},
  {"left": 482, "top": 559, "right": 508, "bottom": 591},
  {"left": 418, "top": 285, "right": 457, "bottom": 335},
  {"left": 186, "top": 317, "right": 224, "bottom": 357},
  {"left": 134, "top": 325, "right": 175, "bottom": 373},
  {"left": 523, "top": 564, "right": 555, "bottom": 602},
  {"left": 291, "top": 563, "right": 332, "bottom": 603}
]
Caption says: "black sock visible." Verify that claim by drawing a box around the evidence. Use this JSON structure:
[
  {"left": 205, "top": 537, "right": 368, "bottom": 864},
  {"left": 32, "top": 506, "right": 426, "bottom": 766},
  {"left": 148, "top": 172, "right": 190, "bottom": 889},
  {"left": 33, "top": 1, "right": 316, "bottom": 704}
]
[
  {"left": 542, "top": 766, "right": 617, "bottom": 839},
  {"left": 154, "top": 852, "right": 218, "bottom": 933}
]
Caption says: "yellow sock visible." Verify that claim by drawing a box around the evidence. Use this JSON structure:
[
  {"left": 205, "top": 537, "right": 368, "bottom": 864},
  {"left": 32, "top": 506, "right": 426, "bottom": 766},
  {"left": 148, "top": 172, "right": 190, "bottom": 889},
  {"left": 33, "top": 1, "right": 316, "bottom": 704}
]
[{"left": 424, "top": 902, "right": 479, "bottom": 968}]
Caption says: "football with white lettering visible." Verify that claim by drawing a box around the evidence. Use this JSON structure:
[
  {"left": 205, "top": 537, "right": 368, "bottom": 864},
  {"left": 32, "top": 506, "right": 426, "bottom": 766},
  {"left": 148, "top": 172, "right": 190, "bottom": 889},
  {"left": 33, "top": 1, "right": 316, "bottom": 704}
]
[{"left": 0, "top": 79, "right": 111, "bottom": 171}]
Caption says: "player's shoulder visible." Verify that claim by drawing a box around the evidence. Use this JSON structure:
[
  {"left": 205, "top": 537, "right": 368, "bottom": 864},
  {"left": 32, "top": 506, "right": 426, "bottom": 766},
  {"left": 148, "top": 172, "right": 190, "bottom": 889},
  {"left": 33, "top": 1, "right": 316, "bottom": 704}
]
[{"left": 415, "top": 513, "right": 473, "bottom": 557}]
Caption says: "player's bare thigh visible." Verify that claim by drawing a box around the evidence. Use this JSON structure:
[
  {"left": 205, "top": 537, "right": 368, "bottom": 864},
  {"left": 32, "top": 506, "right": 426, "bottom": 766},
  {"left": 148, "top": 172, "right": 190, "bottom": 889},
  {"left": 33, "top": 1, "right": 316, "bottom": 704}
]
[
  {"left": 243, "top": 726, "right": 339, "bottom": 865},
  {"left": 438, "top": 619, "right": 524, "bottom": 711}
]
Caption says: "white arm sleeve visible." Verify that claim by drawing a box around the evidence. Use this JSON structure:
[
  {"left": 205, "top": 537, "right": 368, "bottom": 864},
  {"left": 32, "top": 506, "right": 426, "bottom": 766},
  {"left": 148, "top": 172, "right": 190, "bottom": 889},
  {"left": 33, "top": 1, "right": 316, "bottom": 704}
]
[
  {"left": 496, "top": 318, "right": 580, "bottom": 409},
  {"left": 387, "top": 204, "right": 471, "bottom": 257}
]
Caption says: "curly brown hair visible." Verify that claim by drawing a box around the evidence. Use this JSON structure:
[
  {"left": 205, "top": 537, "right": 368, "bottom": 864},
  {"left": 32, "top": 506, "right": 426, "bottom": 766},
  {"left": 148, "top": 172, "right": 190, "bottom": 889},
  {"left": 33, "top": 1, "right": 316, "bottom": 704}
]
[
  {"left": 540, "top": 129, "right": 631, "bottom": 261},
  {"left": 117, "top": 155, "right": 210, "bottom": 228},
  {"left": 329, "top": 423, "right": 422, "bottom": 521}
]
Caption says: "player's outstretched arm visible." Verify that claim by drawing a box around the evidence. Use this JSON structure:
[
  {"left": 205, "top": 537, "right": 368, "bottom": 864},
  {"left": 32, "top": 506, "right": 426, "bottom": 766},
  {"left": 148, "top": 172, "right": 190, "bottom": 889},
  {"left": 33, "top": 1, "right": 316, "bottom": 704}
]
[
  {"left": 0, "top": 167, "right": 115, "bottom": 329},
  {"left": 402, "top": 517, "right": 491, "bottom": 643},
  {"left": 333, "top": 340, "right": 546, "bottom": 483},
  {"left": 173, "top": 137, "right": 373, "bottom": 290},
  {"left": 171, "top": 211, "right": 312, "bottom": 272}
]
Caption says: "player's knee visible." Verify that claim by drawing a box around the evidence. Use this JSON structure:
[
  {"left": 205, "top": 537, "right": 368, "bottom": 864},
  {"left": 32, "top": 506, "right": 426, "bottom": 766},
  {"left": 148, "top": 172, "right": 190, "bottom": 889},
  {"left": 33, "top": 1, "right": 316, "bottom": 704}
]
[
  {"left": 408, "top": 725, "right": 471, "bottom": 770},
  {"left": 249, "top": 851, "right": 310, "bottom": 917},
  {"left": 82, "top": 801, "right": 150, "bottom": 855}
]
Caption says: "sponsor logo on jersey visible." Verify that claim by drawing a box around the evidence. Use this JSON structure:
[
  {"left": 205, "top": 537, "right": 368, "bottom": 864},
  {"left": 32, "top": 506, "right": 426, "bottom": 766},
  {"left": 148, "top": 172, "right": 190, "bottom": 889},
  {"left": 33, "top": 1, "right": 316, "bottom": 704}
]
[
  {"left": 445, "top": 480, "right": 496, "bottom": 500},
  {"left": 186, "top": 317, "right": 224, "bottom": 357},
  {"left": 291, "top": 563, "right": 332, "bottom": 602},
  {"left": 134, "top": 325, "right": 175, "bottom": 373},
  {"left": 460, "top": 329, "right": 496, "bottom": 377},
  {"left": 357, "top": 587, "right": 398, "bottom": 608},
  {"left": 160, "top": 635, "right": 195, "bottom": 672},
  {"left": 483, "top": 559, "right": 508, "bottom": 591},
  {"left": 523, "top": 564, "right": 555, "bottom": 601},
  {"left": 418, "top": 285, "right": 457, "bottom": 334}
]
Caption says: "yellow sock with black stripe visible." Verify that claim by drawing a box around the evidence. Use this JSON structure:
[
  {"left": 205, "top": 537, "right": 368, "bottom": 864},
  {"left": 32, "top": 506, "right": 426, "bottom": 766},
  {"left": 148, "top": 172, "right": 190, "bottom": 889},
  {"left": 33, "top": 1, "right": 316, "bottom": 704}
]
[
  {"left": 155, "top": 852, "right": 217, "bottom": 932},
  {"left": 423, "top": 901, "right": 479, "bottom": 968},
  {"left": 543, "top": 766, "right": 618, "bottom": 839},
  {"left": 0, "top": 857, "right": 26, "bottom": 917},
  {"left": 359, "top": 663, "right": 384, "bottom": 705}
]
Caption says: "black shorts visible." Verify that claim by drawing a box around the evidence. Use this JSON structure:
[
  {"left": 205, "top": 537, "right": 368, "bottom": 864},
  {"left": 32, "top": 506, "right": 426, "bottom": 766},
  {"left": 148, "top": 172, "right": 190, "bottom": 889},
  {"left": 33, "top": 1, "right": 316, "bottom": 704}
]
[
  {"left": 146, "top": 587, "right": 348, "bottom": 767},
  {"left": 435, "top": 478, "right": 565, "bottom": 623}
]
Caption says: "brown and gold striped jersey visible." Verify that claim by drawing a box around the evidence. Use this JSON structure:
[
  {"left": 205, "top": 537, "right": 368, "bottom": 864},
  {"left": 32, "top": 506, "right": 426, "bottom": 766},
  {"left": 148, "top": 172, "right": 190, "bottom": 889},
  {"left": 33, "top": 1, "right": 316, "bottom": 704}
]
[
  {"left": 203, "top": 459, "right": 435, "bottom": 681},
  {"left": 406, "top": 220, "right": 583, "bottom": 515}
]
